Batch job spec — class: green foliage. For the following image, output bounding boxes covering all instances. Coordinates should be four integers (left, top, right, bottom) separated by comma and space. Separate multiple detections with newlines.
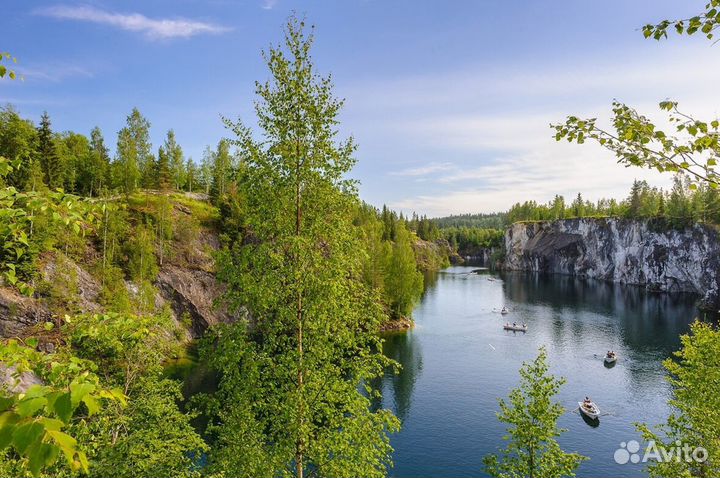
384, 224, 424, 319
442, 227, 504, 255
477, 173, 718, 229
353, 203, 427, 319
90, 376, 206, 478
115, 108, 153, 194
209, 139, 233, 203
0, 105, 38, 189
156, 146, 172, 191
484, 347, 587, 478
554, 102, 720, 189
65, 312, 177, 386
556, 3, 720, 191
212, 16, 398, 477
165, 130, 186, 191
642, 0, 720, 40
0, 158, 97, 295
434, 212, 507, 229
0, 338, 125, 477
637, 321, 720, 478
37, 112, 64, 190
126, 223, 158, 284
0, 52, 20, 80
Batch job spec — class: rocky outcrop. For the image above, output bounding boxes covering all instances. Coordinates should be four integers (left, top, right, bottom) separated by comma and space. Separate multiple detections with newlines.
0, 288, 53, 338
157, 265, 236, 337
504, 218, 720, 309
0, 194, 233, 339
413, 238, 455, 270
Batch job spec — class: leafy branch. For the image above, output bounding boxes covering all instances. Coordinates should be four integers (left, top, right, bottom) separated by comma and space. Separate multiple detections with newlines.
553, 101, 720, 189
642, 0, 720, 40
0, 338, 126, 476
0, 52, 20, 81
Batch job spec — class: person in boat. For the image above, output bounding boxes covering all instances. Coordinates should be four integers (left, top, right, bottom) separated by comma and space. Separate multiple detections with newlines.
522, 323, 527, 328
512, 322, 516, 327
583, 397, 592, 408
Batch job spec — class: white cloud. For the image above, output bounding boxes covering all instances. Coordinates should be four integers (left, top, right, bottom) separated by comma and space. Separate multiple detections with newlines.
342, 44, 720, 216
261, 0, 278, 10
389, 162, 455, 177
36, 5, 231, 40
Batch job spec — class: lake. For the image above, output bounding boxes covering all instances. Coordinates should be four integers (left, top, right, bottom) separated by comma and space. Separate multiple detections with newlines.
378, 266, 709, 477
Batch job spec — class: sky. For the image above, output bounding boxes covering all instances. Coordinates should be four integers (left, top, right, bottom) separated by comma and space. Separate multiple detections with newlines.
2, 0, 719, 217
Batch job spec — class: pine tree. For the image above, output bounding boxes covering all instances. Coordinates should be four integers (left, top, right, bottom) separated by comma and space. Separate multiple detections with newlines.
484, 347, 586, 478
37, 111, 63, 189
209, 17, 398, 477
155, 146, 171, 191
164, 129, 185, 190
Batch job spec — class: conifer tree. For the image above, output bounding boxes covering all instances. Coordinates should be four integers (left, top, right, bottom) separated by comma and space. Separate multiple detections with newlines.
155, 145, 171, 191
164, 129, 185, 190
37, 111, 63, 189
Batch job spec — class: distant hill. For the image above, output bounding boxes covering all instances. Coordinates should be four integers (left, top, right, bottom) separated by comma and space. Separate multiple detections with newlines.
432, 213, 507, 229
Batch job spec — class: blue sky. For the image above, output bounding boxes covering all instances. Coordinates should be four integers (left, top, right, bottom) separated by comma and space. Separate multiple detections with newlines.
3, 1, 718, 216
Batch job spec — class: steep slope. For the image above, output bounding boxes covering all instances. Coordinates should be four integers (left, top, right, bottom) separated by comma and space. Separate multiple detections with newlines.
504, 218, 720, 309
0, 193, 235, 339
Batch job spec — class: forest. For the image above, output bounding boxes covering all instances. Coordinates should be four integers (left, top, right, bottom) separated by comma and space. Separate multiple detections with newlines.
2, 1, 720, 477
0, 19, 431, 477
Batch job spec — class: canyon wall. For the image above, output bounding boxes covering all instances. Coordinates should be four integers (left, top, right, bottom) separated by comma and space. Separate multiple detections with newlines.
504, 218, 720, 309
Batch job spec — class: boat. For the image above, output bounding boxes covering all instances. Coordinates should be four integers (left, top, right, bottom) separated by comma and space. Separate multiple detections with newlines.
503, 323, 527, 332
578, 399, 600, 420
500, 306, 509, 315
604, 351, 617, 364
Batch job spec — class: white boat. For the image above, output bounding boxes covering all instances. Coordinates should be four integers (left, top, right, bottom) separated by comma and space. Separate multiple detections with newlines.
578, 400, 601, 419
604, 352, 617, 364
503, 323, 527, 332
500, 307, 509, 315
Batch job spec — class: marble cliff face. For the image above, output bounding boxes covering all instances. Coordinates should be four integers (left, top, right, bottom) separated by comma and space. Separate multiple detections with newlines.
504, 218, 720, 309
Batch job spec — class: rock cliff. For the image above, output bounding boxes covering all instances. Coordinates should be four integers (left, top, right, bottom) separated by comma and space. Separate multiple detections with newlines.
503, 218, 720, 309
0, 195, 235, 339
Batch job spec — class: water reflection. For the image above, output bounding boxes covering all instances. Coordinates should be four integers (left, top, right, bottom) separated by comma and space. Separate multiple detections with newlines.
382, 267, 701, 478
380, 331, 423, 422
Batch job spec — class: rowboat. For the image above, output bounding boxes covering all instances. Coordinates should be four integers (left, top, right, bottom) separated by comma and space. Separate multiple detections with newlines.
604, 352, 617, 364
578, 400, 600, 420
503, 323, 527, 332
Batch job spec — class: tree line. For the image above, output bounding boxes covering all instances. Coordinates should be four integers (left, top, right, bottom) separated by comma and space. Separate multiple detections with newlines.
503, 176, 720, 227
0, 105, 235, 201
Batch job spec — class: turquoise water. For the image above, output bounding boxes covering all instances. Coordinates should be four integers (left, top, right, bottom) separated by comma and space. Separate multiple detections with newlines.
379, 266, 706, 477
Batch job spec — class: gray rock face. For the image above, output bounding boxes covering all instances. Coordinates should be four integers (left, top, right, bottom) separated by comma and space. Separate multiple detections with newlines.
504, 218, 720, 309
157, 265, 236, 337
0, 287, 54, 338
